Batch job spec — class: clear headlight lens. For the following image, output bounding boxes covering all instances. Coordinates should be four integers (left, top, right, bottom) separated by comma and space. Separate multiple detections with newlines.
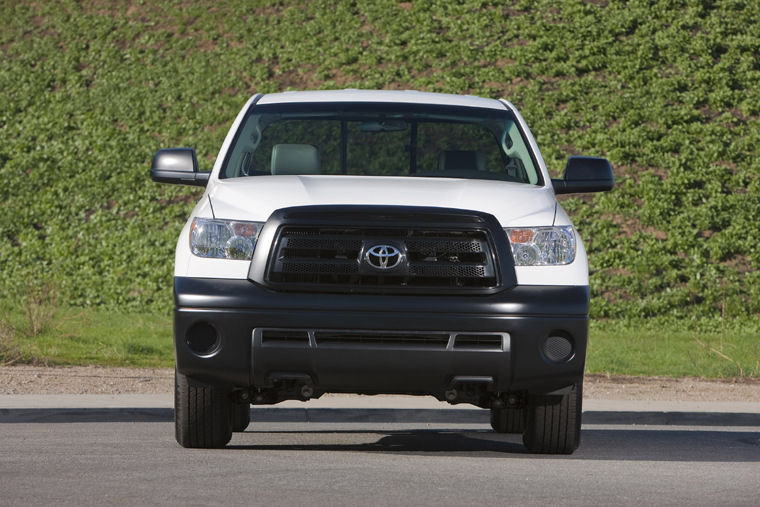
190, 218, 262, 260
505, 226, 576, 266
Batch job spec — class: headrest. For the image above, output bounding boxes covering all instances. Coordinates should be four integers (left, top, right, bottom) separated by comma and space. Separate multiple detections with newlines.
438, 150, 486, 172
271, 144, 320, 175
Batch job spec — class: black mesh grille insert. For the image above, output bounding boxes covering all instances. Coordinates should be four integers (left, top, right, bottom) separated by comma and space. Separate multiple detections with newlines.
406, 239, 483, 255
280, 261, 359, 275
267, 225, 498, 292
410, 264, 486, 278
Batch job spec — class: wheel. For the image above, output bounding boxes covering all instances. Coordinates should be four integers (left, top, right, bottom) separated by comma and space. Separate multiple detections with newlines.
490, 406, 525, 433
174, 370, 233, 448
232, 402, 250, 432
522, 381, 582, 454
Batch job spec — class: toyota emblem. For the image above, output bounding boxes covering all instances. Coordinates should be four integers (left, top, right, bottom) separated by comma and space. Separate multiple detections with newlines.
365, 244, 402, 269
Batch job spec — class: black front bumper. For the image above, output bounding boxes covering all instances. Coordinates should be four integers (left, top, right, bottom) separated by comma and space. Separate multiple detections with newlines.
174, 277, 589, 399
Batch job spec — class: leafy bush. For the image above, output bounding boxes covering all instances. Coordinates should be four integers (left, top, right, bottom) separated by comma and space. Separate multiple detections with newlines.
1, 0, 758, 322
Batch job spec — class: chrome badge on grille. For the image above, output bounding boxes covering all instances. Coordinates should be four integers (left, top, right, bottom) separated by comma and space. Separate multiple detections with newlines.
365, 244, 402, 269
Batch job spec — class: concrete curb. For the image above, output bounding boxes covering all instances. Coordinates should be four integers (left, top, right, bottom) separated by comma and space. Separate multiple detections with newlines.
2, 395, 759, 426
2, 407, 760, 426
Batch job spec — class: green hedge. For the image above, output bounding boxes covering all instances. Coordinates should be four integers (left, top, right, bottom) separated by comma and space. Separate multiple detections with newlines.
1, 0, 758, 320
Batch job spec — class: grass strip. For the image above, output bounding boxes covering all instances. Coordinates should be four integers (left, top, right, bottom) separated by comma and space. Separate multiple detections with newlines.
0, 307, 173, 368
588, 318, 760, 378
2, 306, 758, 378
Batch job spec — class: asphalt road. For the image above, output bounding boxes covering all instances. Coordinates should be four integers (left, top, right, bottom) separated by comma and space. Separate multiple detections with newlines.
1, 418, 758, 506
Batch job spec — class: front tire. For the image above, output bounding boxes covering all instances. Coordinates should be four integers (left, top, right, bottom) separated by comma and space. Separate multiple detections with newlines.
174, 370, 233, 448
522, 381, 582, 454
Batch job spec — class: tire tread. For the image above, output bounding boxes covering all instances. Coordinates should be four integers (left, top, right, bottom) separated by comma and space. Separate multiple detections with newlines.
523, 381, 582, 454
175, 370, 232, 448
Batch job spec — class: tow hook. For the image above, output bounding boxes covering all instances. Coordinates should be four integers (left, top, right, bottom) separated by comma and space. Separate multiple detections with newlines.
233, 390, 251, 403
300, 384, 314, 399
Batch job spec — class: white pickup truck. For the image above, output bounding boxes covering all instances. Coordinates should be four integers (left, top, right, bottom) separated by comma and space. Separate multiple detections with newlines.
151, 89, 614, 454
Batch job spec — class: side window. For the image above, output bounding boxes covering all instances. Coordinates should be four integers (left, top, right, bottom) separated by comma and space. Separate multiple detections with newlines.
504, 122, 539, 184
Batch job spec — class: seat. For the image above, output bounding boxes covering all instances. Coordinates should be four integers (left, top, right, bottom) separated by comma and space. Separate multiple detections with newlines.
270, 144, 321, 175
438, 150, 486, 172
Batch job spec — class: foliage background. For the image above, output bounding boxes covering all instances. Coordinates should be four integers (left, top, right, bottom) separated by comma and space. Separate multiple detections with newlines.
1, 0, 758, 327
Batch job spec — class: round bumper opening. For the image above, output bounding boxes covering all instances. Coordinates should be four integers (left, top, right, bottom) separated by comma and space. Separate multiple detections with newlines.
186, 321, 220, 356
542, 334, 574, 363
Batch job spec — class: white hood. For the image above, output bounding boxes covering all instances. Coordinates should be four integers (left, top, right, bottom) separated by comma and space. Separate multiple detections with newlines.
207, 175, 557, 227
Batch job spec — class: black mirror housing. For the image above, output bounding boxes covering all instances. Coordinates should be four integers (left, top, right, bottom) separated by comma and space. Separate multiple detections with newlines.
552, 156, 615, 194
150, 148, 210, 187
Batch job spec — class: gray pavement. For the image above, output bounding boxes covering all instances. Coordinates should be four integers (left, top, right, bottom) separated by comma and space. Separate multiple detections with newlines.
2, 394, 760, 426
2, 394, 759, 506
2, 419, 759, 506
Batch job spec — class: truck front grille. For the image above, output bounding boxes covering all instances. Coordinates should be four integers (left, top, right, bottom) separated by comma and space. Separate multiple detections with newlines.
266, 226, 498, 293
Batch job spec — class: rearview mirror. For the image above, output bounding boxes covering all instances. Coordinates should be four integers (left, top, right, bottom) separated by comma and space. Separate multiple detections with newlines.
359, 120, 408, 132
552, 156, 614, 194
150, 148, 210, 187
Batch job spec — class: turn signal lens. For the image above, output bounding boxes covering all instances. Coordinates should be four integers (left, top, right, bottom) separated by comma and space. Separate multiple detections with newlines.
509, 229, 535, 244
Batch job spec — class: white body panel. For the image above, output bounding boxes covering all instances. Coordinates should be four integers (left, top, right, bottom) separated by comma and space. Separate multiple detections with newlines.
257, 89, 505, 109
208, 176, 556, 224
175, 90, 588, 286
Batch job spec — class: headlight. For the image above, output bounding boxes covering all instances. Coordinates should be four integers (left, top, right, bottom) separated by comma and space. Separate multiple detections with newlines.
504, 226, 576, 266
190, 218, 262, 260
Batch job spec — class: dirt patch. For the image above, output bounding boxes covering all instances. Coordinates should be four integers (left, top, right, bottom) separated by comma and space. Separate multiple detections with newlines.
1, 366, 759, 401
584, 373, 760, 402
0, 366, 173, 395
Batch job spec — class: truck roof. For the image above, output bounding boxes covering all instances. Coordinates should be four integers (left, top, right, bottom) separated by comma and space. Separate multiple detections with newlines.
256, 89, 508, 110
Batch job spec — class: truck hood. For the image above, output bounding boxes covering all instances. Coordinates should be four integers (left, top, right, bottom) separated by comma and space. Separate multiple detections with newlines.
207, 175, 557, 227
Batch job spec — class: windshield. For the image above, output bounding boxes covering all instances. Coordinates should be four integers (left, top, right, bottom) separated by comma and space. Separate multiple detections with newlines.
220, 102, 542, 185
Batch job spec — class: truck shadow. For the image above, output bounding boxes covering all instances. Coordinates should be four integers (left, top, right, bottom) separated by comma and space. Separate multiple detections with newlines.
228, 427, 760, 462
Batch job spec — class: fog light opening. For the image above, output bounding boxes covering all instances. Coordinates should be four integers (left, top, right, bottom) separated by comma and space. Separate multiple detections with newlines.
542, 334, 574, 363
186, 322, 220, 356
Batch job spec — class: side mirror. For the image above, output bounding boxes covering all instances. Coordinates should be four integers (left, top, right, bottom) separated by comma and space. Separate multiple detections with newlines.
552, 156, 615, 194
150, 148, 210, 187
